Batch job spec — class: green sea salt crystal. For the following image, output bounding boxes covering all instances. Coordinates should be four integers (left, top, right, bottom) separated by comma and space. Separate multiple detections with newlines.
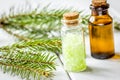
62, 32, 86, 72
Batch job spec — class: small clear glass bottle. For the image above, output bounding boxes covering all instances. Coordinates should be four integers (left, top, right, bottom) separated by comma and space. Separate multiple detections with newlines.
61, 12, 86, 72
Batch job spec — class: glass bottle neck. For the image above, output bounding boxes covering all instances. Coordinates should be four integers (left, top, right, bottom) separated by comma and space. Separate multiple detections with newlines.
91, 9, 108, 16
90, 4, 109, 16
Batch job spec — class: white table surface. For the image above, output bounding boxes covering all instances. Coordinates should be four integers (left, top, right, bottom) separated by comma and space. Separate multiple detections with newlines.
0, 0, 120, 80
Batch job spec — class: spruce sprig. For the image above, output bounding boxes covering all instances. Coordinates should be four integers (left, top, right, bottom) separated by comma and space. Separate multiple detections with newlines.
0, 39, 61, 80
0, 6, 71, 40
0, 39, 61, 53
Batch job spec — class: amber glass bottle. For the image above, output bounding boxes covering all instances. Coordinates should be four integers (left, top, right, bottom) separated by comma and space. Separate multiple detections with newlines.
88, 0, 115, 59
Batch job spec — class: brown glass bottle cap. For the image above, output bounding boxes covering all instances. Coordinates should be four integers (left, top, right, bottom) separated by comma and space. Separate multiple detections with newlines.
63, 12, 79, 20
92, 0, 107, 6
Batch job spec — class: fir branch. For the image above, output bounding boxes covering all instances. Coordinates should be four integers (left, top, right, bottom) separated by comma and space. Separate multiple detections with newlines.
0, 61, 52, 80
0, 39, 61, 80
0, 53, 55, 80
0, 39, 61, 53
0, 6, 71, 40
0, 51, 56, 71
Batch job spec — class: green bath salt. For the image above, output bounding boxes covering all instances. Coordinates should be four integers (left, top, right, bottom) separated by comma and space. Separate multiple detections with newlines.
62, 32, 86, 72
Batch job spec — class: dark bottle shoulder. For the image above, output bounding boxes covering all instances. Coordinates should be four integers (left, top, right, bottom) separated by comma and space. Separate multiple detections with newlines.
89, 15, 113, 25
